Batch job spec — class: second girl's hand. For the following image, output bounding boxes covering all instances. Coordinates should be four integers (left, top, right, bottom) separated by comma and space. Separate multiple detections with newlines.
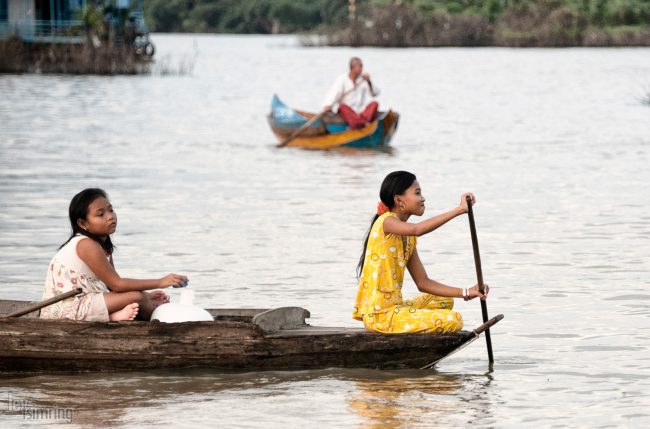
158, 273, 189, 288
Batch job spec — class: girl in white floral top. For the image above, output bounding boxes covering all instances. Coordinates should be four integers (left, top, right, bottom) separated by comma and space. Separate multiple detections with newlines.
41, 188, 188, 322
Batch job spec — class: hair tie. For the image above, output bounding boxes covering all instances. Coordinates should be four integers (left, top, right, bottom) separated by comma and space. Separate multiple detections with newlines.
377, 201, 389, 215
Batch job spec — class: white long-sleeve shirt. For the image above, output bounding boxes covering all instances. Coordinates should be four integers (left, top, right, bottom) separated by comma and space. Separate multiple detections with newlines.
322, 73, 380, 113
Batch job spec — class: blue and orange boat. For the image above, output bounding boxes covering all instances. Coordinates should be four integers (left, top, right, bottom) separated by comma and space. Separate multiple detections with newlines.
268, 95, 399, 150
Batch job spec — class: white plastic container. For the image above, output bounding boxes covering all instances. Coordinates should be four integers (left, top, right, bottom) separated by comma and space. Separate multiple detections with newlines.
150, 289, 213, 323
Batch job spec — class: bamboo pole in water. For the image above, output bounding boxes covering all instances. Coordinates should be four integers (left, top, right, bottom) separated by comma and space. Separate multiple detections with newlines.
466, 196, 495, 363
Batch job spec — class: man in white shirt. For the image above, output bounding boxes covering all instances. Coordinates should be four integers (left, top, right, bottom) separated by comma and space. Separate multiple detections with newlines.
322, 57, 380, 129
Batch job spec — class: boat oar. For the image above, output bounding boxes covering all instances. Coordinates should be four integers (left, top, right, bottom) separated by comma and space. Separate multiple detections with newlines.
420, 314, 504, 369
276, 84, 359, 148
6, 288, 82, 318
276, 111, 328, 148
466, 196, 495, 363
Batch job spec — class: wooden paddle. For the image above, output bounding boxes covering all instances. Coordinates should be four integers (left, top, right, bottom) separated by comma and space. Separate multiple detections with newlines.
7, 288, 83, 318
466, 195, 495, 363
276, 111, 328, 148
276, 84, 359, 148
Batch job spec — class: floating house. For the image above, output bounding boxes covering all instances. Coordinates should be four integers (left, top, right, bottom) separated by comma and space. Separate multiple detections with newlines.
0, 1, 148, 45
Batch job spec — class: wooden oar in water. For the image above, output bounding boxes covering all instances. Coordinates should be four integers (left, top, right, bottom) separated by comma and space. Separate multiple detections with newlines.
466, 196, 495, 363
7, 288, 82, 318
420, 313, 504, 369
276, 84, 358, 148
276, 111, 328, 148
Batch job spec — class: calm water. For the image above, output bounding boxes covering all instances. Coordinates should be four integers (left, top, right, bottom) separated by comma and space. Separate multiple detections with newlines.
1, 34, 649, 428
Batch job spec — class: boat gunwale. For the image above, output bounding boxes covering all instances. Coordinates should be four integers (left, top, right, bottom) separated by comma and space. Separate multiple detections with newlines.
0, 314, 480, 343
0, 299, 498, 340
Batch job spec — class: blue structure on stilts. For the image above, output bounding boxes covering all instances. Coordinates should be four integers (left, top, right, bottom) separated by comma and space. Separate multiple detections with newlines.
0, 0, 153, 55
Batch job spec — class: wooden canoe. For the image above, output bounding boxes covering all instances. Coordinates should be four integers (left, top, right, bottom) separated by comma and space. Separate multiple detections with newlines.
0, 299, 503, 373
268, 95, 399, 150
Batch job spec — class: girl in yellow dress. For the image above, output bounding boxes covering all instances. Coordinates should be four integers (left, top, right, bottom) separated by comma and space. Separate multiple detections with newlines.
353, 171, 489, 334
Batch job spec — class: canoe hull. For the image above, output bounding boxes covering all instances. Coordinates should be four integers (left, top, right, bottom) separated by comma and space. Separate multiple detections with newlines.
0, 314, 480, 373
0, 301, 503, 373
268, 95, 399, 150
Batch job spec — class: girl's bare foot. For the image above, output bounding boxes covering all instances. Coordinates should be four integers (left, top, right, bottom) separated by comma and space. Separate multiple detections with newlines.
109, 303, 139, 321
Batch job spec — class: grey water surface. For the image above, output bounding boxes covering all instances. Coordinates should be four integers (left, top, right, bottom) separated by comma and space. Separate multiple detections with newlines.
1, 34, 649, 428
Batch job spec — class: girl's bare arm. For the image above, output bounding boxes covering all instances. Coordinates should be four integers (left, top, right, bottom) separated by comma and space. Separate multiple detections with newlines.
76, 238, 187, 292
407, 248, 485, 299
383, 192, 474, 237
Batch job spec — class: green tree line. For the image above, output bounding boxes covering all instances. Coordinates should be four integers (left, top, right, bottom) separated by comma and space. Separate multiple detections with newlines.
400, 0, 650, 26
144, 0, 650, 34
144, 0, 348, 33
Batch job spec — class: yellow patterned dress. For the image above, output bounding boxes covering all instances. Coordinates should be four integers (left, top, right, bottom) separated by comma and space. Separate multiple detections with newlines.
353, 212, 464, 334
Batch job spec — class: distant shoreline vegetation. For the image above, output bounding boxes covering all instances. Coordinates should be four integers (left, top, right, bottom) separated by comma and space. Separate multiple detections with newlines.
0, 38, 150, 75
0, 37, 195, 75
144, 0, 650, 47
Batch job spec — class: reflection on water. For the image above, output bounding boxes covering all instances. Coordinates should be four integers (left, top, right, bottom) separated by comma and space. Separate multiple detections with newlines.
1, 34, 649, 427
1, 369, 497, 428
348, 370, 493, 429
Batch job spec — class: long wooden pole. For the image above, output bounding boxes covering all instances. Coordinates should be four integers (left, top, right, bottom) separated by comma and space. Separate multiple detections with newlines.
7, 288, 83, 318
276, 111, 328, 148
466, 196, 494, 363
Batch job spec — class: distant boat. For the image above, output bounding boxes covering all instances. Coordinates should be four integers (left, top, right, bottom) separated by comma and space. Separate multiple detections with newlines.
268, 95, 399, 150
0, 298, 503, 372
